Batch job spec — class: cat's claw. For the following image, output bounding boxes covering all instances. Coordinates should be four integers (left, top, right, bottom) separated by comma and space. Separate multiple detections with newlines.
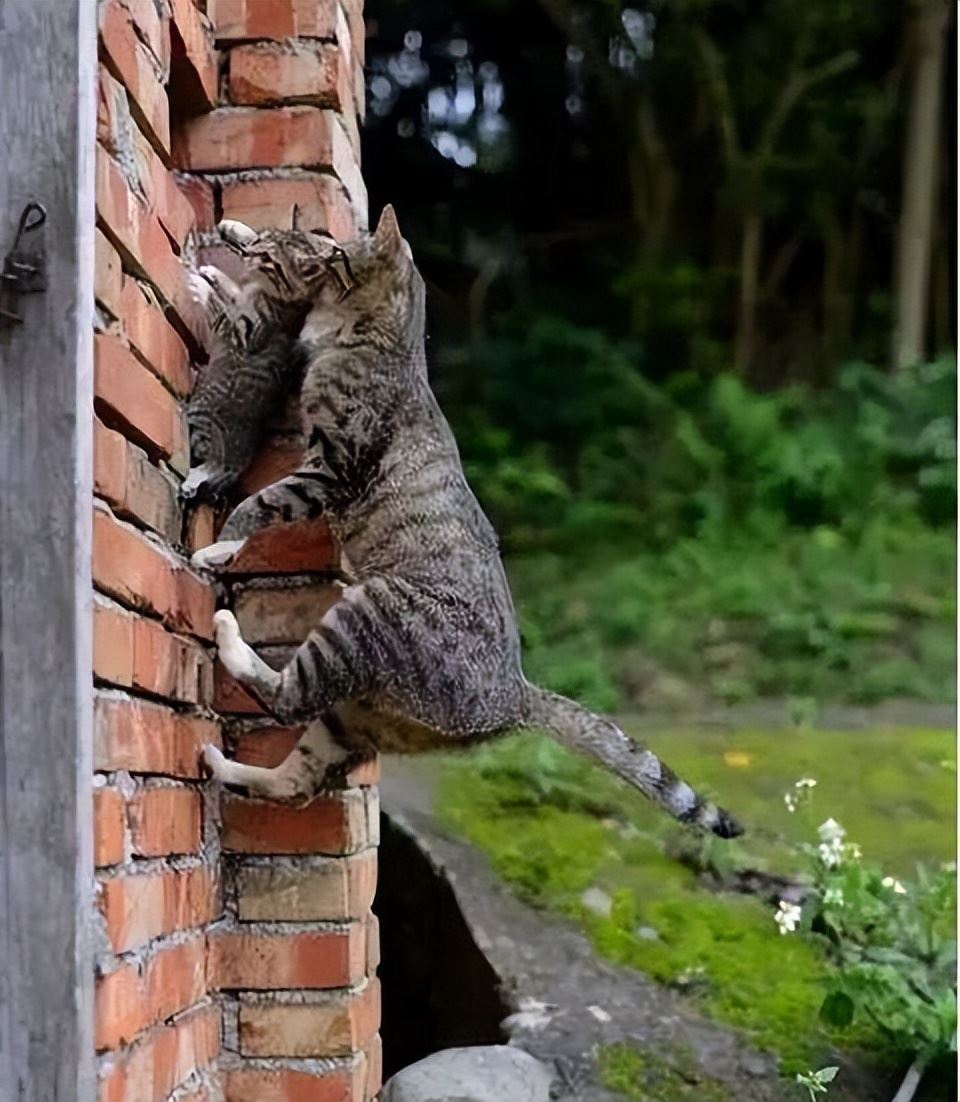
191, 540, 244, 570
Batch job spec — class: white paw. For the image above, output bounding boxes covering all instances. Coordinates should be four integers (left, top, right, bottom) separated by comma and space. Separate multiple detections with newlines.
192, 539, 244, 570
218, 219, 258, 247
203, 743, 229, 780
214, 609, 256, 680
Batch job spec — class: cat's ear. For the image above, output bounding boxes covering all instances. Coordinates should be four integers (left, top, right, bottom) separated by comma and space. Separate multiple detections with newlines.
373, 204, 404, 256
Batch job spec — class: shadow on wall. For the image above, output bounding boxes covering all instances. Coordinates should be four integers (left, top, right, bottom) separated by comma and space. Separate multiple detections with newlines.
376, 813, 510, 1079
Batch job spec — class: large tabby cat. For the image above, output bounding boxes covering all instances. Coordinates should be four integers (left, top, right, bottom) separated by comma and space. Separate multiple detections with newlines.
191, 207, 744, 838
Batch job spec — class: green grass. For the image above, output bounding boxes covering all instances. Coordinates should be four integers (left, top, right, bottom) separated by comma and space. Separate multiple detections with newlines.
598, 1043, 730, 1100
437, 724, 955, 1076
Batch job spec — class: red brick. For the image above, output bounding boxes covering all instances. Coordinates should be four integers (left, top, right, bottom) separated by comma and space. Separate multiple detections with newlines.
232, 850, 378, 922
94, 332, 187, 470
98, 1002, 219, 1102
95, 937, 206, 1051
95, 419, 181, 543
118, 0, 171, 72
223, 1065, 363, 1102
185, 504, 217, 554
364, 1034, 382, 1101
231, 726, 379, 786
93, 507, 214, 639
130, 612, 212, 703
221, 790, 371, 855
95, 693, 221, 778
209, 926, 365, 990
236, 433, 303, 493
210, 0, 338, 40
96, 227, 124, 315
173, 106, 334, 172
176, 175, 217, 234
238, 979, 379, 1057
214, 663, 266, 714
133, 128, 200, 248
228, 41, 341, 107
98, 865, 218, 953
94, 600, 136, 687
119, 279, 192, 397
96, 152, 198, 334
365, 913, 379, 975
233, 581, 340, 645
169, 0, 219, 111
99, 0, 171, 157
220, 174, 355, 240
128, 787, 203, 856
224, 519, 340, 575
95, 787, 127, 867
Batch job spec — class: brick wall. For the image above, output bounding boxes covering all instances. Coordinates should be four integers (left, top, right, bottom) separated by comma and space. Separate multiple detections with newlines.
91, 2, 377, 1099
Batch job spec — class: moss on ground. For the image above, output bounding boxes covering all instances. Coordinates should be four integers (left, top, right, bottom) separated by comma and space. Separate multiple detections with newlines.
437, 724, 955, 1077
598, 1043, 730, 1100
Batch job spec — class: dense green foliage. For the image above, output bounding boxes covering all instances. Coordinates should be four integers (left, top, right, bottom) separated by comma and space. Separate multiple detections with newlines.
439, 336, 955, 707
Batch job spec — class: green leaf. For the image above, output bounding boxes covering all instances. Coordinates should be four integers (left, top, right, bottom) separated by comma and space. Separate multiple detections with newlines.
819, 990, 855, 1027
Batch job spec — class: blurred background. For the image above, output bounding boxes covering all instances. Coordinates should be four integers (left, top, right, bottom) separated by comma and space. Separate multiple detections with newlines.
362, 1, 956, 1098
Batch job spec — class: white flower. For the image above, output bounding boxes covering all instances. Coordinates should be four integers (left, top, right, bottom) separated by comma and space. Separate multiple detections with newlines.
774, 900, 802, 934
818, 818, 845, 843
845, 842, 862, 861
785, 793, 798, 813
796, 777, 817, 789
818, 838, 845, 868
823, 887, 844, 907
882, 876, 907, 895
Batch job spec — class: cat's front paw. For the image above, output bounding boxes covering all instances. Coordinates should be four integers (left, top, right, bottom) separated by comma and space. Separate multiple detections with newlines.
203, 742, 230, 781
191, 540, 244, 570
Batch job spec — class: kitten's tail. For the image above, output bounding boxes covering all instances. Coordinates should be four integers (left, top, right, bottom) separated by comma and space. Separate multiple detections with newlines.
522, 684, 744, 838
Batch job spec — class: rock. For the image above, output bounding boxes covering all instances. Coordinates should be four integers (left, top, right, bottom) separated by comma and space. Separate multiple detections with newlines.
580, 886, 612, 918
382, 1045, 554, 1102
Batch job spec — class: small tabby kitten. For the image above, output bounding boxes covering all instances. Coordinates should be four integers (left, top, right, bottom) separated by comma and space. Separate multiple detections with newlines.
193, 207, 743, 838
182, 222, 345, 501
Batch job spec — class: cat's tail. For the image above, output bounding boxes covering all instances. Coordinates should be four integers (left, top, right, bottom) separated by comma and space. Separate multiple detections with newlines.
522, 684, 744, 838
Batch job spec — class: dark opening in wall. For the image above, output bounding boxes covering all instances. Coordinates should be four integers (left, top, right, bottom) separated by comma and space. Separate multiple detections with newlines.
375, 812, 510, 1080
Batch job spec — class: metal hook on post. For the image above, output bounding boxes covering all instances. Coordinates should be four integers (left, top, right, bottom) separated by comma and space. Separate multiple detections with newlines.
0, 200, 48, 329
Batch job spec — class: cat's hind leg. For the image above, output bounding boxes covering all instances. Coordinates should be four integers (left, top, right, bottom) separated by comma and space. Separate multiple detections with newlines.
204, 715, 371, 802
213, 587, 387, 723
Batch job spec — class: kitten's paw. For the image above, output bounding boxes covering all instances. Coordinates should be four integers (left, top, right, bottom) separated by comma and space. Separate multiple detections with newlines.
218, 219, 258, 247
214, 609, 257, 681
192, 540, 244, 570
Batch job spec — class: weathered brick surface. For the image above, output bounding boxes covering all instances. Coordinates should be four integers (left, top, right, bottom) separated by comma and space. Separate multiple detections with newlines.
220, 173, 356, 240
210, 0, 337, 41
96, 937, 207, 1051
98, 0, 171, 157
97, 1002, 220, 1102
98, 866, 218, 954
238, 980, 379, 1057
94, 787, 127, 868
93, 507, 214, 640
228, 40, 342, 107
223, 1062, 365, 1102
95, 419, 181, 543
209, 925, 366, 990
94, 332, 188, 470
231, 852, 377, 922
92, 0, 374, 1089
173, 105, 336, 172
221, 790, 374, 855
95, 693, 221, 778
128, 786, 203, 857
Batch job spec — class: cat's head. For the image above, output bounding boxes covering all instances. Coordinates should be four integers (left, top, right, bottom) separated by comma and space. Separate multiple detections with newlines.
313, 205, 425, 346
214, 220, 343, 309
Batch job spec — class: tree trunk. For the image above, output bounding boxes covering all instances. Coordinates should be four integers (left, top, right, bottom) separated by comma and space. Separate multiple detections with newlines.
734, 208, 763, 376
892, 0, 948, 370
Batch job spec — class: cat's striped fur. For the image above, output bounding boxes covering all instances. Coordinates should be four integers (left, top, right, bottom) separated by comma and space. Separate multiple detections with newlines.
193, 207, 744, 838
